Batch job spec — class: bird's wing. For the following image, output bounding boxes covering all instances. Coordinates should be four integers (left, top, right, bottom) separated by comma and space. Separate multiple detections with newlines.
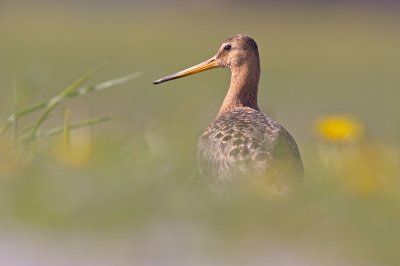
197, 121, 272, 191
197, 108, 303, 194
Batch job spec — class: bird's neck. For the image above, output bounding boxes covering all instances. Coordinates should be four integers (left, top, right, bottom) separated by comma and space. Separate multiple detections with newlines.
218, 61, 260, 117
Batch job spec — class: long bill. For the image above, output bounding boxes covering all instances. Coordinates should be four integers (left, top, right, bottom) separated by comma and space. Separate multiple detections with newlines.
153, 56, 219, 85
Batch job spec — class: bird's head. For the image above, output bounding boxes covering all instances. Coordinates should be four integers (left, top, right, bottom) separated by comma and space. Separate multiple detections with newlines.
153, 34, 259, 85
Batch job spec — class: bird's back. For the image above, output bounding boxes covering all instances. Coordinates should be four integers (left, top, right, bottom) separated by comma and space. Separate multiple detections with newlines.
197, 107, 303, 196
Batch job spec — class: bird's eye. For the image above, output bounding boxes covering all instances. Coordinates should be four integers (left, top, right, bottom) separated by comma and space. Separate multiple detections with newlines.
224, 44, 232, 51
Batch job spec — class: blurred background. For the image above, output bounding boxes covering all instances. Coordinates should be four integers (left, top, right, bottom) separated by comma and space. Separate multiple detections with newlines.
1, 0, 400, 265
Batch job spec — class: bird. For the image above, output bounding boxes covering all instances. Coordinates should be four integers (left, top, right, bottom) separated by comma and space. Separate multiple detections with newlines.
154, 34, 303, 197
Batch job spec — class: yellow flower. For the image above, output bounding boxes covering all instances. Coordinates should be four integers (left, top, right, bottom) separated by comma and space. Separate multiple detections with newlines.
314, 114, 398, 196
315, 115, 364, 143
52, 130, 92, 168
52, 109, 92, 168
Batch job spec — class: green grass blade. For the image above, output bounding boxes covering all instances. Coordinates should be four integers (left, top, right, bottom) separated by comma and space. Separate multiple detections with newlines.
0, 102, 49, 136
29, 66, 102, 140
13, 102, 47, 118
63, 109, 71, 148
70, 72, 141, 97
1, 70, 139, 139
1, 72, 140, 137
12, 80, 18, 145
35, 117, 112, 139
0, 121, 10, 136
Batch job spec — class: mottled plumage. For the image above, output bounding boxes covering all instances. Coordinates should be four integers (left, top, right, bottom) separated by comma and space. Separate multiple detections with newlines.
154, 34, 303, 196
198, 107, 303, 193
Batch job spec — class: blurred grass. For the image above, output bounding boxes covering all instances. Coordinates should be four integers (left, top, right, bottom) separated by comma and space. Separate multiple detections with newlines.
1, 3, 400, 265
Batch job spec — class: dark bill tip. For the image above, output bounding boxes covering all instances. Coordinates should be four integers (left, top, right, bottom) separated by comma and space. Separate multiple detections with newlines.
153, 74, 181, 85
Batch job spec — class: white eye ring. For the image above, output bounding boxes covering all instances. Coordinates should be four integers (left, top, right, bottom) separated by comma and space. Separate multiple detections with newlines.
224, 44, 232, 51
